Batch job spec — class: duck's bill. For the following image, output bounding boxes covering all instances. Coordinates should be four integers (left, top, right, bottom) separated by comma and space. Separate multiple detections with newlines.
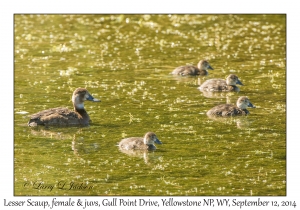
208, 65, 214, 70
92, 98, 101, 102
154, 138, 162, 144
237, 79, 244, 86
87, 94, 101, 102
248, 102, 255, 108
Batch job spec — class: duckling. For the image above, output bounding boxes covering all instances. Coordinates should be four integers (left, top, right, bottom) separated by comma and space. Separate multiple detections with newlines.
199, 74, 243, 92
28, 88, 100, 127
118, 132, 162, 150
207, 96, 255, 117
171, 60, 214, 76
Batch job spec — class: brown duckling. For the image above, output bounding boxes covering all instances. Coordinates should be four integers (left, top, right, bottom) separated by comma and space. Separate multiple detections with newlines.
28, 88, 100, 127
118, 132, 162, 150
207, 96, 255, 117
199, 74, 243, 92
171, 60, 214, 76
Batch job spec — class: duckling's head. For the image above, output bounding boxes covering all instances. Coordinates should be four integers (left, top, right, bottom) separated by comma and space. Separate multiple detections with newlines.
197, 60, 214, 70
236, 96, 255, 110
143, 132, 162, 145
226, 74, 243, 86
72, 88, 101, 110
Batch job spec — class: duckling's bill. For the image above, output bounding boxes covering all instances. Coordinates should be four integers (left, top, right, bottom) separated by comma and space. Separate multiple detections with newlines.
155, 138, 162, 144
86, 94, 101, 102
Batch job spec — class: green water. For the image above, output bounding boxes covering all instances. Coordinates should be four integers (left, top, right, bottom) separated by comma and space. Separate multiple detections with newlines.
14, 14, 286, 196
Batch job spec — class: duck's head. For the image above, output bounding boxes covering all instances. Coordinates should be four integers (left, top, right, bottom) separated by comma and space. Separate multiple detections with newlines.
197, 60, 214, 70
236, 96, 255, 109
72, 88, 101, 110
144, 132, 162, 145
226, 74, 243, 86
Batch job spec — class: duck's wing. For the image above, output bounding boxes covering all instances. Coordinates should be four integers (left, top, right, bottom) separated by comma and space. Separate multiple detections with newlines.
207, 104, 247, 117
171, 65, 200, 76
28, 107, 81, 126
119, 137, 146, 150
200, 79, 229, 91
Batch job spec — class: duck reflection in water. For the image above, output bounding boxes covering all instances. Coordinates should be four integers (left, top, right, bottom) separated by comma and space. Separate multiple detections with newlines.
72, 134, 100, 156
118, 149, 160, 164
207, 115, 252, 129
28, 88, 100, 127
29, 126, 76, 140
171, 60, 214, 76
29, 128, 99, 156
200, 90, 237, 101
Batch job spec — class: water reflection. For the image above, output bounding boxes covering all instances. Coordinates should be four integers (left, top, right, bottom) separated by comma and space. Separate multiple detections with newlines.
72, 135, 100, 156
170, 75, 200, 84
199, 90, 237, 101
30, 127, 76, 140
118, 149, 161, 164
207, 115, 251, 129
29, 127, 100, 156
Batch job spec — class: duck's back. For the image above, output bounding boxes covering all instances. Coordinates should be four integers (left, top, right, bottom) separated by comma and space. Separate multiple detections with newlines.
28, 107, 83, 126
200, 79, 237, 91
119, 137, 155, 150
207, 104, 248, 116
172, 65, 204, 76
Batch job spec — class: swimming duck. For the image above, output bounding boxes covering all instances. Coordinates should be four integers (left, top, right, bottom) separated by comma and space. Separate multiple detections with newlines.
118, 132, 162, 150
206, 96, 255, 117
28, 88, 100, 127
171, 60, 214, 76
199, 74, 243, 92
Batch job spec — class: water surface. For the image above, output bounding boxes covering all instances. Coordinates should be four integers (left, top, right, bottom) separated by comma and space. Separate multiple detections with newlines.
14, 14, 286, 196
